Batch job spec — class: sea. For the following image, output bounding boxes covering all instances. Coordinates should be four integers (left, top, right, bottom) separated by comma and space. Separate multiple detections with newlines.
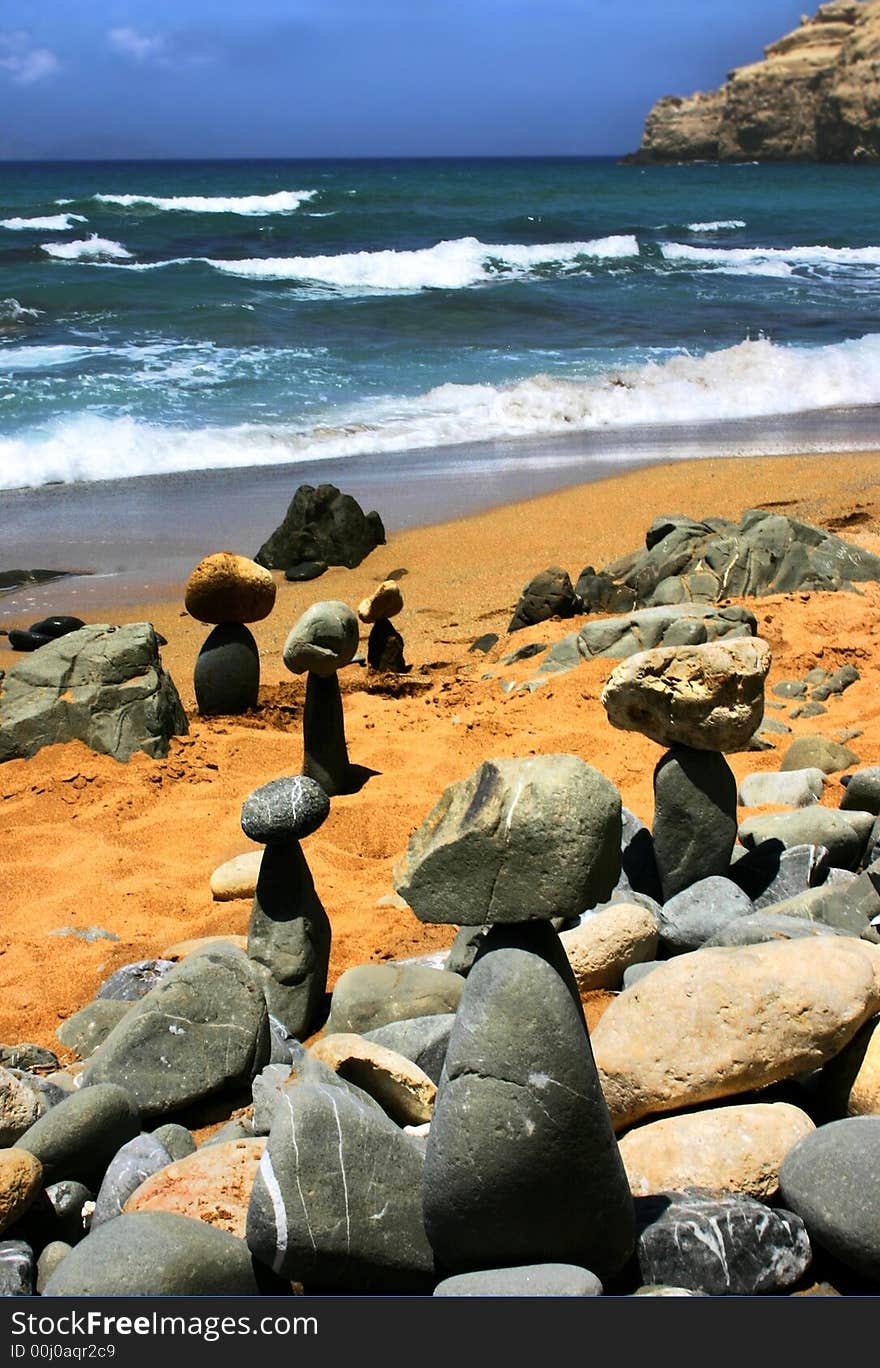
1, 156, 880, 607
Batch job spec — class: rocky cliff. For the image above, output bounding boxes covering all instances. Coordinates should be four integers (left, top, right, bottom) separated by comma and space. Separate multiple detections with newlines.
631, 0, 880, 163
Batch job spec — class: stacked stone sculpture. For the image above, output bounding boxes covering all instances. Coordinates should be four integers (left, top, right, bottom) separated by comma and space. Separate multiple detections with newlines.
394, 754, 636, 1283
358, 579, 407, 672
185, 552, 277, 716
283, 600, 359, 796
241, 774, 332, 1040
601, 637, 772, 900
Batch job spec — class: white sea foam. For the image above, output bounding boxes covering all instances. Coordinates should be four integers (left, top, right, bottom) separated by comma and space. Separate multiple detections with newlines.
206, 234, 639, 294
41, 234, 133, 262
686, 220, 746, 232
662, 240, 880, 277
1, 213, 87, 231
92, 190, 317, 215
0, 297, 41, 322
0, 344, 111, 372
4, 333, 880, 490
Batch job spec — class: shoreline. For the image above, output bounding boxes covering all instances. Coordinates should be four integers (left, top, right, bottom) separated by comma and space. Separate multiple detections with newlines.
2, 403, 880, 626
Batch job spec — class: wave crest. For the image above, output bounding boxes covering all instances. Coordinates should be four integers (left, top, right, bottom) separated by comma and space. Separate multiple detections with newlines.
1, 213, 87, 231
41, 234, 133, 262
92, 190, 317, 215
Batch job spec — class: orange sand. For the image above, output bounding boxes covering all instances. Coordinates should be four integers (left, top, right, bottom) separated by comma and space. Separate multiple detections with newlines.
2, 450, 879, 1065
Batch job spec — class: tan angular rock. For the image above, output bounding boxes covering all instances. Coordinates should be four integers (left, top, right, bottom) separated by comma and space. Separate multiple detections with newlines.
560, 904, 659, 992
124, 1138, 264, 1238
358, 580, 404, 624
813, 1015, 880, 1117
0, 1148, 43, 1235
184, 552, 276, 625
209, 850, 263, 902
160, 934, 249, 960
619, 1102, 816, 1200
308, 1033, 437, 1125
601, 637, 771, 751
592, 938, 880, 1131
309, 1032, 437, 1124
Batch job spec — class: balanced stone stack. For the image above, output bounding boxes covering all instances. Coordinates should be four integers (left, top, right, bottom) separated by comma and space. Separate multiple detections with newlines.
283, 600, 360, 796
241, 774, 332, 1040
602, 637, 772, 900
394, 754, 636, 1283
358, 579, 407, 673
186, 552, 277, 716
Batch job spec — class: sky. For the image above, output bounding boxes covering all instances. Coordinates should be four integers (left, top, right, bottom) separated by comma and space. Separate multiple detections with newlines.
0, 1, 831, 159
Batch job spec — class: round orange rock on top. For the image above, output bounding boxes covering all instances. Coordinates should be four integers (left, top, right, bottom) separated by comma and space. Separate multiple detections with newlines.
184, 552, 277, 625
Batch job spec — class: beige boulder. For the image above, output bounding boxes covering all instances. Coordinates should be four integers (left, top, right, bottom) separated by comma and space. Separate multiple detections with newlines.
124, 1138, 264, 1238
358, 580, 404, 624
601, 637, 771, 751
560, 904, 659, 992
161, 934, 249, 960
592, 937, 880, 1130
0, 1148, 43, 1235
308, 1033, 436, 1125
812, 1014, 880, 1117
619, 1101, 815, 1200
209, 850, 263, 902
184, 552, 276, 625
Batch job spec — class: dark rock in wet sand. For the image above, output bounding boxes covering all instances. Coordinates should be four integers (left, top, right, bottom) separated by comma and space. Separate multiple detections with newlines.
469, 633, 499, 655
367, 618, 407, 672
256, 482, 385, 572
284, 560, 328, 582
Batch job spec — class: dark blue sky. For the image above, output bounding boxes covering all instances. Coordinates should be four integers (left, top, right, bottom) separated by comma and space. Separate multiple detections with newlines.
0, 2, 826, 158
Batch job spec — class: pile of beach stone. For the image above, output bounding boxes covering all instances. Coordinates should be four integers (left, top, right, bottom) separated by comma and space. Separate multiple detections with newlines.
3, 636, 880, 1297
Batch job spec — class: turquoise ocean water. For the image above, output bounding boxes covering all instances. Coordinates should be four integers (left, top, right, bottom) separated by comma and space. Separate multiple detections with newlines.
1, 156, 879, 610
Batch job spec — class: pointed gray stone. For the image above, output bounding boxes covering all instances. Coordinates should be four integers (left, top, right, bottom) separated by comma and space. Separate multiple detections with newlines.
653, 746, 738, 900
779, 1117, 880, 1283
247, 843, 331, 1040
423, 922, 635, 1281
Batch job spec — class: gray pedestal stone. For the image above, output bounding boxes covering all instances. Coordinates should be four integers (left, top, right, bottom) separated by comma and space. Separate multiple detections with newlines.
653, 746, 738, 901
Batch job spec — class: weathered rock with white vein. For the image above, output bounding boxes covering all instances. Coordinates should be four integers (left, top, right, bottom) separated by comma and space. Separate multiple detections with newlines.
246, 1081, 435, 1291
423, 922, 635, 1281
635, 1189, 812, 1296
559, 904, 659, 991
592, 938, 880, 1131
240, 775, 330, 845
81, 946, 269, 1117
601, 637, 770, 751
619, 1102, 815, 1200
394, 755, 622, 925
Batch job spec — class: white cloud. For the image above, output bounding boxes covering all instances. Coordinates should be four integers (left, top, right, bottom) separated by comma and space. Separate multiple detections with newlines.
0, 32, 60, 84
108, 27, 166, 62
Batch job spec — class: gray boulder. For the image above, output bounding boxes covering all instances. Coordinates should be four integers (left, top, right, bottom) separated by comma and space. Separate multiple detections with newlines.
394, 754, 622, 925
16, 1083, 140, 1187
779, 1118, 880, 1283
91, 1134, 173, 1229
149, 1124, 196, 1162
247, 1081, 435, 1291
0, 623, 188, 764
282, 601, 359, 678
658, 876, 753, 954
702, 912, 855, 947
56, 1001, 131, 1059
841, 767, 880, 815
325, 964, 464, 1037
423, 922, 635, 1282
43, 1211, 277, 1296
653, 747, 738, 900
635, 1189, 811, 1295
81, 946, 269, 1117
363, 1015, 454, 1087
434, 1264, 603, 1297
578, 603, 758, 662
247, 842, 331, 1041
95, 959, 176, 1001
780, 735, 859, 775
739, 808, 874, 870
737, 768, 825, 809
729, 842, 831, 909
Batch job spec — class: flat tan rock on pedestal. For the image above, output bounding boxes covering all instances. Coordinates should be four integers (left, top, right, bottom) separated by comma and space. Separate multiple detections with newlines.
309, 1033, 436, 1125
619, 1101, 815, 1200
358, 580, 404, 623
185, 552, 277, 625
601, 637, 771, 751
592, 937, 880, 1131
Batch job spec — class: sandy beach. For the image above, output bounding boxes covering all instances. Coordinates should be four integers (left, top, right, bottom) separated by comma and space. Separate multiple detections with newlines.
2, 446, 880, 1072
